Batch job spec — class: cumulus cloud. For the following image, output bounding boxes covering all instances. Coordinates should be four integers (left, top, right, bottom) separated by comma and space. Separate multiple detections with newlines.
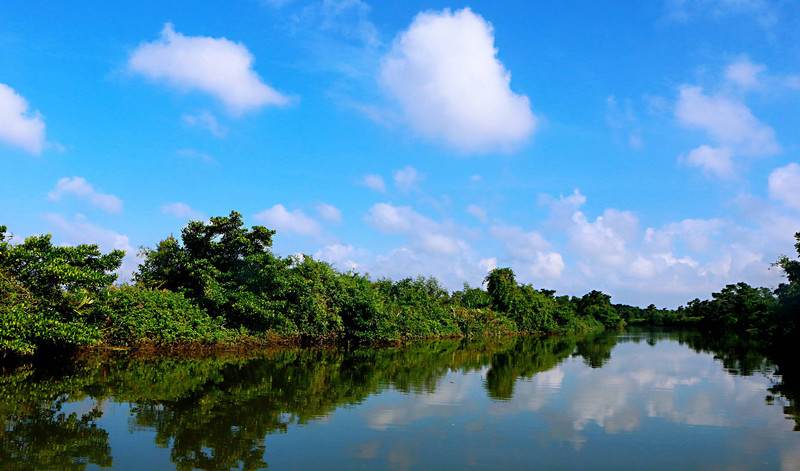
48, 177, 123, 213
161, 202, 204, 220
531, 189, 792, 306
380, 8, 537, 152
489, 225, 565, 280
676, 85, 779, 157
768, 162, 800, 210
365, 202, 472, 257
647, 218, 726, 253
724, 58, 766, 90
675, 84, 779, 178
724, 57, 800, 92
365, 203, 421, 233
0, 83, 46, 155
393, 165, 423, 191
359, 174, 386, 192
568, 209, 640, 267
254, 204, 321, 236
129, 23, 290, 114
681, 145, 734, 178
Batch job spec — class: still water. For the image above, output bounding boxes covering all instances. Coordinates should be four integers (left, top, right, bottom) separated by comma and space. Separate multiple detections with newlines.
1, 329, 798, 470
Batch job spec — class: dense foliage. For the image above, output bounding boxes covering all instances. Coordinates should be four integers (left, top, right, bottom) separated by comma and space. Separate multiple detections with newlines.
0, 214, 632, 357
673, 231, 800, 345
2, 214, 797, 358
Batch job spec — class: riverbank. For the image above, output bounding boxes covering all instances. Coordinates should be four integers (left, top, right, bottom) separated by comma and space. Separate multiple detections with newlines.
0, 215, 624, 359
3, 215, 798, 361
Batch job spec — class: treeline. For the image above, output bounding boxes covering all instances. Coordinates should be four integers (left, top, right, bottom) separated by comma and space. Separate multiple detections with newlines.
624, 231, 800, 347
0, 212, 627, 358
3, 212, 798, 358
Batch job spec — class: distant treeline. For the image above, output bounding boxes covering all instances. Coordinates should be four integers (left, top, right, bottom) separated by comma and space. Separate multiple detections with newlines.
1, 211, 798, 357
618, 230, 800, 351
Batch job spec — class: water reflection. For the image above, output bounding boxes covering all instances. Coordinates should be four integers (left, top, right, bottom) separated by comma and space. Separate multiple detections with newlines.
0, 330, 798, 470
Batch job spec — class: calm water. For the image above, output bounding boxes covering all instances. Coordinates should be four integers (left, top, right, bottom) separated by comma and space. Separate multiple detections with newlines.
1, 329, 799, 470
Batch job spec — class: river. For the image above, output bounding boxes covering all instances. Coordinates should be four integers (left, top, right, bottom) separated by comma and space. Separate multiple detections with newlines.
1, 329, 798, 470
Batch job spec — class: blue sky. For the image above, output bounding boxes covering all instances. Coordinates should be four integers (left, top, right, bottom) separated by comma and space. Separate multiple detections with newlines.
3, 0, 800, 307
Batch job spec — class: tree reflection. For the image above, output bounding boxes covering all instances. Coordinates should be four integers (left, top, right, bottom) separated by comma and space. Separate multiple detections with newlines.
0, 330, 798, 469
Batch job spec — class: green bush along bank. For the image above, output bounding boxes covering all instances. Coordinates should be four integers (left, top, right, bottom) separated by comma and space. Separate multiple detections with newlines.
0, 214, 631, 358
4, 213, 796, 358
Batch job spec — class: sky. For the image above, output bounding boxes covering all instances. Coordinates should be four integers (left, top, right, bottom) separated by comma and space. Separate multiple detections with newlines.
3, 0, 800, 308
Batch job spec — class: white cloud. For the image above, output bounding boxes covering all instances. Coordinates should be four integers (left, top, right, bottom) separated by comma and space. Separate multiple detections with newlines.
539, 189, 588, 230
488, 225, 565, 280
380, 8, 537, 152
418, 232, 468, 256
0, 83, 46, 155
393, 165, 423, 191
364, 202, 472, 257
682, 145, 734, 178
723, 57, 800, 92
161, 202, 204, 220
182, 111, 227, 137
313, 244, 360, 271
675, 85, 779, 157
478, 257, 497, 273
650, 218, 726, 253
359, 174, 386, 192
569, 209, 639, 267
365, 203, 419, 233
254, 204, 321, 236
316, 202, 342, 222
768, 162, 800, 210
129, 23, 290, 114
675, 83, 780, 178
45, 213, 139, 281
466, 204, 488, 223
724, 58, 766, 90
47, 177, 123, 213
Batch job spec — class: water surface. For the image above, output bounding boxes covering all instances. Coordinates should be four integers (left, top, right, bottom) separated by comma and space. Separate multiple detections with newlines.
1, 329, 798, 470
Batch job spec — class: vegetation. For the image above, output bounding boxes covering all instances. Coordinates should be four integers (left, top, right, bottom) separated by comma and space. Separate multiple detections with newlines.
1, 214, 798, 359
0, 214, 632, 358
664, 231, 800, 347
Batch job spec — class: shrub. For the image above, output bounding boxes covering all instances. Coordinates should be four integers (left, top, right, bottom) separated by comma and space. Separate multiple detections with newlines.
96, 285, 232, 347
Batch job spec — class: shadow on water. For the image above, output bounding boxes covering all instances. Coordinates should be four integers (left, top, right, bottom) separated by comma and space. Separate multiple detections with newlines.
0, 329, 798, 469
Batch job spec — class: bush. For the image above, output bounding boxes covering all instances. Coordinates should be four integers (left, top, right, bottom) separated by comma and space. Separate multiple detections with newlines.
95, 286, 232, 347
0, 270, 100, 356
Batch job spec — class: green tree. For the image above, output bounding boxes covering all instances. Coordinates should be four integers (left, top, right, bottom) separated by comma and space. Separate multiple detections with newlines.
578, 290, 624, 328
0, 225, 123, 319
0, 226, 123, 355
135, 212, 290, 331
